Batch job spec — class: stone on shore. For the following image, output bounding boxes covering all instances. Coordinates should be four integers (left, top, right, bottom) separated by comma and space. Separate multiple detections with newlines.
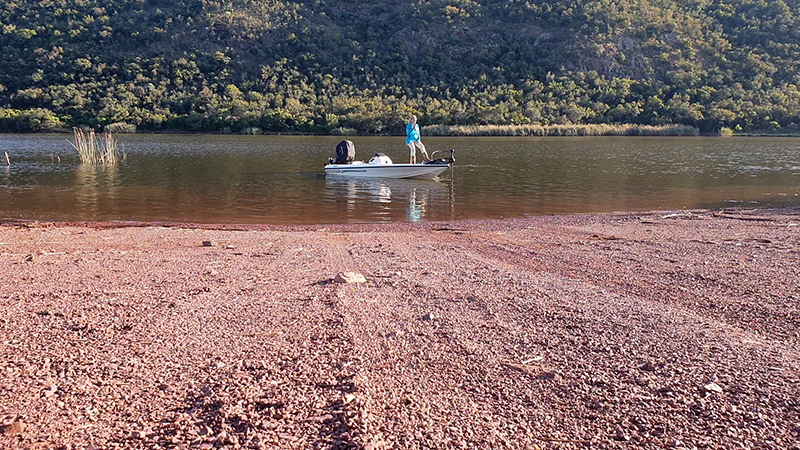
334, 272, 367, 284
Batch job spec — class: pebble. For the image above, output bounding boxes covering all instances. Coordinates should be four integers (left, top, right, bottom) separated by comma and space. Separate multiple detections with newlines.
538, 371, 559, 380
2, 421, 25, 435
334, 272, 366, 284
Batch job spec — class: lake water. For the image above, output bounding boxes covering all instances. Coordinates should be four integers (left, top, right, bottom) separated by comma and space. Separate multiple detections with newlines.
1, 134, 799, 224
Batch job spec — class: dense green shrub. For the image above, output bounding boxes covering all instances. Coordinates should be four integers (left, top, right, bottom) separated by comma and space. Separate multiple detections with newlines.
0, 108, 63, 132
1, 0, 799, 134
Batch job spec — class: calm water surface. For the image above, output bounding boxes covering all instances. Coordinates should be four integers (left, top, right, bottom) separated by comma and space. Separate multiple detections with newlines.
1, 134, 799, 224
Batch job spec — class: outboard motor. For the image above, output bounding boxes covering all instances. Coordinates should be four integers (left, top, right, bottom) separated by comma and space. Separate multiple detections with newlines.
332, 140, 355, 164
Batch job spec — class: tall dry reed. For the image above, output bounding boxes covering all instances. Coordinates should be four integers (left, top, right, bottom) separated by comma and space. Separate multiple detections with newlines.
423, 124, 700, 137
70, 128, 122, 164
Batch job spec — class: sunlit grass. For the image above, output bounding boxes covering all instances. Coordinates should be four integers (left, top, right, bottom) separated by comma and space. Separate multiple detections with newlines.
70, 128, 123, 164
719, 127, 735, 137
424, 124, 700, 137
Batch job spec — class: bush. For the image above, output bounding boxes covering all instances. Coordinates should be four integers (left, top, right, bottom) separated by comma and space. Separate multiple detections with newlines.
105, 122, 137, 134
0, 108, 63, 132
329, 127, 358, 135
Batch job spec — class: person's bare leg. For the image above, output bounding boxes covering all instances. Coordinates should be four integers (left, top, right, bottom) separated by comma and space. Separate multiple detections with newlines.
418, 142, 429, 161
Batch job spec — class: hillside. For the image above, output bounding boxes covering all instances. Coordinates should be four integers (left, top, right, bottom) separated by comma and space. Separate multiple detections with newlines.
1, 0, 800, 134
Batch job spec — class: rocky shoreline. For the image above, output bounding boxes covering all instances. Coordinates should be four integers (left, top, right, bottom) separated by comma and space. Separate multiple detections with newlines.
1, 208, 799, 449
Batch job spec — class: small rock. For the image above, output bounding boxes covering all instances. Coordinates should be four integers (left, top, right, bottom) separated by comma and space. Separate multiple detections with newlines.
305, 414, 333, 423
334, 272, 366, 284
703, 382, 723, 393
43, 384, 58, 397
588, 399, 603, 410
614, 429, 631, 441
202, 240, 214, 247
343, 394, 356, 404
25, 253, 35, 262
133, 430, 146, 440
1, 421, 25, 435
639, 361, 657, 372
422, 313, 437, 321
216, 431, 228, 443
538, 371, 559, 380
364, 439, 388, 450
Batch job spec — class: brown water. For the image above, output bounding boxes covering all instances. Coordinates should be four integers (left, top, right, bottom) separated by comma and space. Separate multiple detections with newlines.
1, 134, 799, 224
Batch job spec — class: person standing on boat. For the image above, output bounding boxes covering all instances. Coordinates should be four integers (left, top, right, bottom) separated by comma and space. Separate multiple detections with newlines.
406, 115, 429, 164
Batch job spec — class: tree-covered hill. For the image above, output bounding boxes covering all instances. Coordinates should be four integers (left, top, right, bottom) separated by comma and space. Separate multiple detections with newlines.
1, 0, 799, 134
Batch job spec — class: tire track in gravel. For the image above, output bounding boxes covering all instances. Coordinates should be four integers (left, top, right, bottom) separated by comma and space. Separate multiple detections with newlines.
0, 229, 366, 449
458, 217, 800, 342
413, 227, 800, 449
302, 227, 800, 449
320, 229, 625, 448
199, 231, 367, 450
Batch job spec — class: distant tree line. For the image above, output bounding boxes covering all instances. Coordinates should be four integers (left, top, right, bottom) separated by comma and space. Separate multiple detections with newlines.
1, 0, 799, 135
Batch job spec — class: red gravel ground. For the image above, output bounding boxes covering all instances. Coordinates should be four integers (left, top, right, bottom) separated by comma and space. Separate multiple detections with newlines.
1, 208, 799, 449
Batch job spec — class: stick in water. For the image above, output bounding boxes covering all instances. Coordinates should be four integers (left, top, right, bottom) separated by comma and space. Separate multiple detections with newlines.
4, 151, 9, 166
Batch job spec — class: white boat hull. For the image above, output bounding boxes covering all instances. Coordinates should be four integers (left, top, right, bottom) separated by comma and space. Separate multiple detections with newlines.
324, 163, 450, 179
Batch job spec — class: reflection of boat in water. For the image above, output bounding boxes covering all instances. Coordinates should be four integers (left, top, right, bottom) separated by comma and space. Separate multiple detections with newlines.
324, 140, 454, 179
324, 176, 452, 222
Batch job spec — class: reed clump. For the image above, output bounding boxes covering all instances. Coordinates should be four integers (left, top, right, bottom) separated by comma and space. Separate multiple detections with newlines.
330, 127, 359, 136
70, 127, 123, 164
719, 127, 735, 137
424, 124, 700, 137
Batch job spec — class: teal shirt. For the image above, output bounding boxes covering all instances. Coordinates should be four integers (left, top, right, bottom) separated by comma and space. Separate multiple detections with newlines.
406, 123, 420, 144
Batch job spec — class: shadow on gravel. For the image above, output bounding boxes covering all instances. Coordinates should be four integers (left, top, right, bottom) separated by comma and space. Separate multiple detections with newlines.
313, 375, 360, 449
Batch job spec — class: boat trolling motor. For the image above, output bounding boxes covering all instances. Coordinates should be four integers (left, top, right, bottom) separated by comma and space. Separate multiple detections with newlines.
423, 149, 455, 165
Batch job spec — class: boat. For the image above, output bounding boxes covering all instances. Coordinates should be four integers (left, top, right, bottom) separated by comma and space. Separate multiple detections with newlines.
324, 140, 454, 179
325, 154, 453, 179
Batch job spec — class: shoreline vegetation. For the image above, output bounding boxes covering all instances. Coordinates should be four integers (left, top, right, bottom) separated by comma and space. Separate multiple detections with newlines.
423, 123, 700, 137
0, 123, 759, 137
5, 123, 800, 138
3, 2, 800, 141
